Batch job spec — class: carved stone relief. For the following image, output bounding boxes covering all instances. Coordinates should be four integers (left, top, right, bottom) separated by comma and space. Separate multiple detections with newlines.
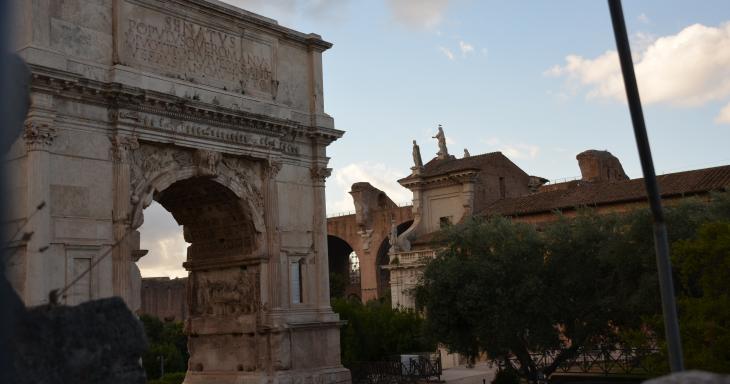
193, 149, 221, 177
129, 143, 194, 203
193, 269, 261, 316
118, 0, 276, 96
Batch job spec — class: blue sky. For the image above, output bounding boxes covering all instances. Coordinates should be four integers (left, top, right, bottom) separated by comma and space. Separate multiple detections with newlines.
138, 0, 730, 277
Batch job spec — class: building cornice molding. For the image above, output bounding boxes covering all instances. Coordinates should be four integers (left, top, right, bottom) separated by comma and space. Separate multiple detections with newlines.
28, 66, 344, 146
399, 170, 479, 190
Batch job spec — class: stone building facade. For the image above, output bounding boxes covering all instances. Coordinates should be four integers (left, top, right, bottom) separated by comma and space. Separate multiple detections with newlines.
6, 1, 349, 383
384, 128, 730, 309
326, 184, 413, 302
140, 277, 188, 322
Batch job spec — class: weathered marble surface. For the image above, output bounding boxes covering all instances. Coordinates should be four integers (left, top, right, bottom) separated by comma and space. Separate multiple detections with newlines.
8, 0, 348, 382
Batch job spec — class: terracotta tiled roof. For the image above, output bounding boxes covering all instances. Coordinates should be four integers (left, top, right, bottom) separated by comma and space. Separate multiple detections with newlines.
399, 152, 503, 182
481, 165, 730, 216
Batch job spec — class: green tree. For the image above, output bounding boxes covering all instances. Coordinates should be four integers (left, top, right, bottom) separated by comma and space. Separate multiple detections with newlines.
671, 221, 730, 372
140, 315, 189, 380
415, 192, 730, 382
330, 272, 348, 299
332, 297, 434, 366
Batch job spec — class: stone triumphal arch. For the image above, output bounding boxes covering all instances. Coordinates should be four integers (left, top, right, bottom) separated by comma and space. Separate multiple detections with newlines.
7, 0, 349, 383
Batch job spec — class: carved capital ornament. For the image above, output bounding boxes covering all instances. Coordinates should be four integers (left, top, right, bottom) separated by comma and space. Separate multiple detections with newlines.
110, 135, 140, 164
23, 121, 57, 151
310, 166, 332, 183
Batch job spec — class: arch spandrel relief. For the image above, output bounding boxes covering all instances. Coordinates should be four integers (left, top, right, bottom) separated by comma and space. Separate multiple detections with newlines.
127, 142, 266, 238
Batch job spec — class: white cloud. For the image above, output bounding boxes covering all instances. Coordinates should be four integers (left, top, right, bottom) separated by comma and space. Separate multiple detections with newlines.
459, 40, 474, 56
638, 13, 650, 24
137, 202, 189, 279
631, 31, 657, 53
438, 46, 455, 60
715, 101, 730, 124
386, 0, 450, 29
483, 137, 540, 160
326, 162, 411, 214
546, 22, 730, 108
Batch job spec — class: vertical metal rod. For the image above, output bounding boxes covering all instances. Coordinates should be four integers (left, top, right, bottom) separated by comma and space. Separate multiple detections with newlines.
607, 0, 684, 372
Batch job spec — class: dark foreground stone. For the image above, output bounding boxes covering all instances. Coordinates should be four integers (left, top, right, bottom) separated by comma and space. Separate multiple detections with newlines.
11, 297, 147, 384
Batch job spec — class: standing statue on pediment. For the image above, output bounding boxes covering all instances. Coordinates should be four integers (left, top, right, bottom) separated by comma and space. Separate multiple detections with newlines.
412, 140, 423, 168
389, 217, 399, 253
433, 124, 449, 159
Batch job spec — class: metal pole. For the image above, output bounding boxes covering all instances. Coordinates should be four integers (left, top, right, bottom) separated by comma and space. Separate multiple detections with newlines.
607, 0, 684, 372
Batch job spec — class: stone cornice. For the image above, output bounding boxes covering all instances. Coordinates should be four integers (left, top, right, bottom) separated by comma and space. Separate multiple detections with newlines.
399, 170, 479, 190
28, 65, 344, 145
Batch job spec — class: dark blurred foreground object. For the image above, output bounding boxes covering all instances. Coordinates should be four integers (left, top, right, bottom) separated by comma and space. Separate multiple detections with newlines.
1, 53, 31, 153
1, 30, 34, 384
643, 371, 730, 384
10, 296, 148, 384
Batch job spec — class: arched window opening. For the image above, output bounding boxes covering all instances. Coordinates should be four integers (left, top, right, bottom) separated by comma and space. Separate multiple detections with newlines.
327, 235, 360, 301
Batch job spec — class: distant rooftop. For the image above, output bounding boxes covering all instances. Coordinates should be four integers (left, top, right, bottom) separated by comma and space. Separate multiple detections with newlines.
481, 165, 730, 217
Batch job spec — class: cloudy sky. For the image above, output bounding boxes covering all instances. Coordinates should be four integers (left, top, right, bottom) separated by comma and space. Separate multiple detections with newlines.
137, 0, 730, 278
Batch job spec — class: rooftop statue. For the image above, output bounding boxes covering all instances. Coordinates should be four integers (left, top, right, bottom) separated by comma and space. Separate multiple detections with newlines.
412, 140, 423, 168
433, 124, 449, 159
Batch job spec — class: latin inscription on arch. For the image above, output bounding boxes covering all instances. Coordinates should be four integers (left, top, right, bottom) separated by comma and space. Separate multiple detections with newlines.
117, 0, 276, 96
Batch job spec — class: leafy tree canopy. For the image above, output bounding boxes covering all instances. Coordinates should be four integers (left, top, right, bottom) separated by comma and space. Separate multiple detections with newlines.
332, 297, 435, 367
415, 193, 730, 382
140, 315, 189, 380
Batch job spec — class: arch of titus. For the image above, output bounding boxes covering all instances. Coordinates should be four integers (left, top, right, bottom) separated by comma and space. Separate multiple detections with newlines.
7, 0, 349, 383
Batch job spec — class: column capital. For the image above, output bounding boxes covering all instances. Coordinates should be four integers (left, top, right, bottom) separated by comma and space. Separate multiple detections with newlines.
110, 135, 139, 164
310, 166, 332, 184
23, 120, 57, 151
264, 159, 283, 180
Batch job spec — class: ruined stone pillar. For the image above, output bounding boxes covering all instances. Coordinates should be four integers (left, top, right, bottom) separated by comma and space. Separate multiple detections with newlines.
111, 135, 139, 306
22, 117, 56, 306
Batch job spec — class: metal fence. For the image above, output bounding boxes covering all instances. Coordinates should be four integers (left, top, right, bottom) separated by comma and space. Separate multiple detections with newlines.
501, 347, 660, 378
350, 352, 442, 384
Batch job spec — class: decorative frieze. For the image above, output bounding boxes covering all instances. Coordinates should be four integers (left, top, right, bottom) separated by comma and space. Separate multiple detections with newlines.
117, 110, 302, 155
192, 269, 261, 316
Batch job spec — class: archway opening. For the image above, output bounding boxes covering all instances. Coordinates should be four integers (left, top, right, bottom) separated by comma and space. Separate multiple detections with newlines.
327, 235, 360, 301
137, 200, 190, 324
138, 201, 189, 279
154, 177, 255, 264
137, 175, 259, 378
375, 219, 414, 298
